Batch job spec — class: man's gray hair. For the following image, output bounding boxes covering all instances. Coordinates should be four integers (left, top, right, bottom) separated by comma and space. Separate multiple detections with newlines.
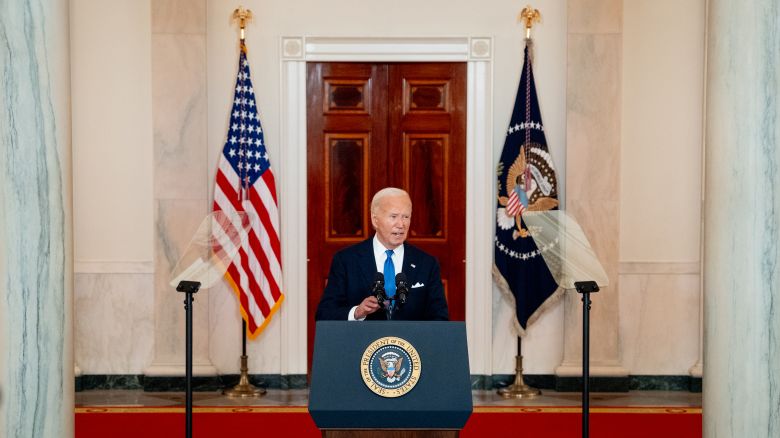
370, 187, 410, 214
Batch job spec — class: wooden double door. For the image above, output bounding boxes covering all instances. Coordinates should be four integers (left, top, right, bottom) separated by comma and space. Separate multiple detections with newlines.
306, 62, 466, 365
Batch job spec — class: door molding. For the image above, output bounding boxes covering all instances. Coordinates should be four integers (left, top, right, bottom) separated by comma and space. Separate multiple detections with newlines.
279, 36, 494, 376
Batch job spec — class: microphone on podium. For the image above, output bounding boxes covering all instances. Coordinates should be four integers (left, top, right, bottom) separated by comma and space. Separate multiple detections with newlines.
371, 272, 387, 308
395, 272, 410, 306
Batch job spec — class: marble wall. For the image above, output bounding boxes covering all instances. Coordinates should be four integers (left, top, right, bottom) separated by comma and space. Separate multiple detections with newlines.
75, 275, 154, 373
617, 0, 705, 380
557, 0, 627, 379
0, 1, 73, 437
618, 263, 700, 374
69, 0, 706, 387
71, 0, 155, 378
145, 0, 216, 377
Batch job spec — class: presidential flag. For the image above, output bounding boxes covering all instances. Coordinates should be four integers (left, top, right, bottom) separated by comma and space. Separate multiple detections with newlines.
213, 41, 283, 338
494, 41, 560, 335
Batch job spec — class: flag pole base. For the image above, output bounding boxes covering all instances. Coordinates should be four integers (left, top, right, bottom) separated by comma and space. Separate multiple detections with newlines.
223, 355, 265, 398
497, 355, 541, 399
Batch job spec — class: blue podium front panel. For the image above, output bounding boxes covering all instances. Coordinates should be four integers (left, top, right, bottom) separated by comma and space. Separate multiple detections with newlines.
309, 321, 472, 429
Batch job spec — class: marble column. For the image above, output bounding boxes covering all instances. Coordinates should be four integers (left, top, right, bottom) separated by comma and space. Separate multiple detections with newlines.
704, 0, 779, 436
557, 0, 628, 382
144, 0, 216, 378
0, 1, 73, 437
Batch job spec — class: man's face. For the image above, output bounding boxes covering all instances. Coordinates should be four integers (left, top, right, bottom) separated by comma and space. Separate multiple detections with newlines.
371, 195, 412, 249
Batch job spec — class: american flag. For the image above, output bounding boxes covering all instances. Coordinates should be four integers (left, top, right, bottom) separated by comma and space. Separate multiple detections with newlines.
213, 42, 283, 338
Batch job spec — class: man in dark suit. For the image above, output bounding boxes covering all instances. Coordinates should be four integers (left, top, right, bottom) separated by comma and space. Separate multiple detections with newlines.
315, 187, 449, 321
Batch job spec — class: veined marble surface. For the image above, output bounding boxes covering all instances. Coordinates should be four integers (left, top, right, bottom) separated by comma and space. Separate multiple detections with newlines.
0, 1, 73, 437
619, 273, 700, 374
704, 0, 780, 436
74, 274, 154, 373
562, 3, 624, 376
147, 0, 214, 376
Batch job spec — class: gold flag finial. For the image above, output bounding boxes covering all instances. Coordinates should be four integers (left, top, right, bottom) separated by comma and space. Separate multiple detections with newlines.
232, 6, 253, 40
518, 6, 541, 39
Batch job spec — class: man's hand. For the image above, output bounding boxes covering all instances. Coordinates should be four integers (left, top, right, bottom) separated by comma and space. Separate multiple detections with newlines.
355, 296, 381, 319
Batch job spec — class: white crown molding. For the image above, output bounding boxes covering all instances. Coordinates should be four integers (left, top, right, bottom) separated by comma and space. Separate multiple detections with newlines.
279, 36, 494, 376
281, 36, 493, 62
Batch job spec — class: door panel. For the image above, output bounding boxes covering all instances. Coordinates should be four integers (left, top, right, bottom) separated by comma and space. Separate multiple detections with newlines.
390, 63, 467, 323
307, 62, 466, 369
325, 133, 369, 238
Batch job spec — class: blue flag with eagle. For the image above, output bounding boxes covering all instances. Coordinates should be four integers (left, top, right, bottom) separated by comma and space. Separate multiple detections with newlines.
494, 41, 560, 335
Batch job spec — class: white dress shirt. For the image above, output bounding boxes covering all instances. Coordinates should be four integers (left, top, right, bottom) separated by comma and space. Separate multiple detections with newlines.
348, 236, 405, 321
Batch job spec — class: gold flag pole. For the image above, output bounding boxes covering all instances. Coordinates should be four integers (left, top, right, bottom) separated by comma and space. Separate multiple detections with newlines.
223, 4, 264, 399
498, 4, 543, 401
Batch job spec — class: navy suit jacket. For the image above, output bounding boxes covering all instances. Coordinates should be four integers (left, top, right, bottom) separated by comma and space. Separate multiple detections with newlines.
315, 238, 449, 321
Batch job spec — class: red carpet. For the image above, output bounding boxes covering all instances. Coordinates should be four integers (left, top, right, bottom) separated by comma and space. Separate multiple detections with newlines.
76, 405, 701, 438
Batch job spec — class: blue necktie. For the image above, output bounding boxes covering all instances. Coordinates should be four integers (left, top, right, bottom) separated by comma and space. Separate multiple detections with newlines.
384, 249, 396, 298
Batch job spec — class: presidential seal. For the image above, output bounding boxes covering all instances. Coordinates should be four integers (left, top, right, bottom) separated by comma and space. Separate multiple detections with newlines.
360, 336, 421, 398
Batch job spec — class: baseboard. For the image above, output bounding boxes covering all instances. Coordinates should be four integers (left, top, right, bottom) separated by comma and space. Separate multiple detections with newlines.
554, 376, 630, 392
630, 375, 702, 392
76, 374, 700, 393
471, 374, 555, 390
688, 377, 702, 393
78, 375, 144, 391
76, 374, 308, 392
480, 374, 701, 393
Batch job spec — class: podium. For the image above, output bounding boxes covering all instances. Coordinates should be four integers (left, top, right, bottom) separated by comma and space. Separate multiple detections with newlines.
309, 321, 473, 437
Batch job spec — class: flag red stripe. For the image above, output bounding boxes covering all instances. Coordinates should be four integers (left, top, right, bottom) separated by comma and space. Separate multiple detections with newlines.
245, 226, 282, 302
230, 252, 267, 329
243, 257, 272, 318
215, 171, 243, 212
248, 188, 282, 267
238, 247, 272, 316
215, 173, 277, 325
226, 263, 258, 334
262, 170, 279, 205
507, 191, 520, 216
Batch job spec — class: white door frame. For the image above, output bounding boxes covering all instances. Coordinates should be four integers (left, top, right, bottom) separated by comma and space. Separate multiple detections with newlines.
278, 36, 494, 377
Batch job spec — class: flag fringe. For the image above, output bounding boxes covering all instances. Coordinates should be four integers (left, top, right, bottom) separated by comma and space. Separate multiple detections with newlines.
247, 295, 284, 340
224, 271, 284, 340
492, 263, 564, 338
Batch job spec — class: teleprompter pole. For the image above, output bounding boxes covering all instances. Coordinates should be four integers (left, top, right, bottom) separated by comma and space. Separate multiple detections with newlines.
176, 280, 202, 438
574, 280, 599, 438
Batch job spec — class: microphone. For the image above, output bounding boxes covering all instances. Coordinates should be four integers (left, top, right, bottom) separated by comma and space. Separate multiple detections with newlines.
395, 272, 410, 306
371, 272, 386, 308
